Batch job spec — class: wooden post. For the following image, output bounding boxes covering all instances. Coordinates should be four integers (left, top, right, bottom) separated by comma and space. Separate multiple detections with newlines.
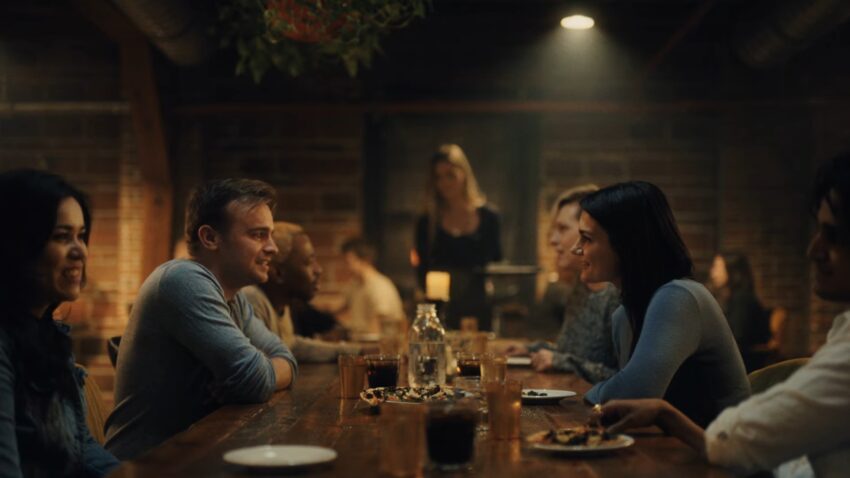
74, 0, 173, 279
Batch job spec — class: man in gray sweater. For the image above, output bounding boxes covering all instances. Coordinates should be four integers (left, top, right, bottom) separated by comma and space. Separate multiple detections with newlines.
105, 179, 298, 460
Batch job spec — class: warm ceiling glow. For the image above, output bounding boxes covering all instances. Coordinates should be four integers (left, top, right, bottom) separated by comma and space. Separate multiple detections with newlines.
560, 15, 594, 30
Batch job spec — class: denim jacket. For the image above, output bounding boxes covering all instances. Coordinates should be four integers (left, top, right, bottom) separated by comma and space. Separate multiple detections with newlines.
0, 319, 119, 478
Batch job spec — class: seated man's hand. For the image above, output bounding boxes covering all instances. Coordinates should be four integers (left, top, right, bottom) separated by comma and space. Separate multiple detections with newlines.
600, 399, 669, 433
530, 349, 554, 372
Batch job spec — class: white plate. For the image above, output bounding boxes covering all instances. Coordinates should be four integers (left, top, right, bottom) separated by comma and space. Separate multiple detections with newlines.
223, 445, 337, 468
521, 389, 576, 403
352, 332, 381, 342
533, 434, 635, 455
506, 356, 532, 367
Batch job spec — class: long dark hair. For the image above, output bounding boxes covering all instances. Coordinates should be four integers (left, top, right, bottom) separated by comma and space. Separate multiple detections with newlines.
718, 252, 755, 294
580, 181, 693, 343
0, 169, 91, 398
812, 152, 850, 244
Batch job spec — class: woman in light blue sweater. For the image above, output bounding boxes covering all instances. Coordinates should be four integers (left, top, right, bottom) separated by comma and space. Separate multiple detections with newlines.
574, 181, 750, 427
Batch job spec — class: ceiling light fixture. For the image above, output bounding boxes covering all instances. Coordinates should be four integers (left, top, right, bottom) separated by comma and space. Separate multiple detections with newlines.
560, 15, 594, 30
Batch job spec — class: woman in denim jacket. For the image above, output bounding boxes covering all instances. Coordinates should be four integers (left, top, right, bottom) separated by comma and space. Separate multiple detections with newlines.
0, 170, 119, 478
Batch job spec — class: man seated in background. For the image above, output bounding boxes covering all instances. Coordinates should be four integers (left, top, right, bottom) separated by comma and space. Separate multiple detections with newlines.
105, 179, 297, 460
507, 184, 620, 383
243, 222, 362, 362
337, 237, 406, 339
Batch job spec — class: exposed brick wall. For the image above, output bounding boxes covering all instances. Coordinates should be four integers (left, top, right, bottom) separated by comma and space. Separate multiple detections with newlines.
536, 109, 844, 357
716, 109, 814, 356
0, 23, 138, 409
537, 112, 718, 305
188, 112, 364, 310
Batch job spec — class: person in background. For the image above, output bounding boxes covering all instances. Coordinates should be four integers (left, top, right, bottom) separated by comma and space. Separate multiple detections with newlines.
507, 185, 620, 383
413, 144, 502, 330
338, 237, 405, 339
105, 179, 297, 460
706, 252, 772, 370
576, 181, 749, 427
0, 169, 119, 477
243, 223, 362, 362
601, 153, 850, 478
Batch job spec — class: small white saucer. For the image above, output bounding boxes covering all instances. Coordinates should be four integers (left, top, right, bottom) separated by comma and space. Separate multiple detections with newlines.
506, 356, 532, 367
223, 445, 337, 468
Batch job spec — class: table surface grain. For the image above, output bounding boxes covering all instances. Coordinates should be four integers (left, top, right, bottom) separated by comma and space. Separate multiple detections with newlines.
108, 363, 732, 477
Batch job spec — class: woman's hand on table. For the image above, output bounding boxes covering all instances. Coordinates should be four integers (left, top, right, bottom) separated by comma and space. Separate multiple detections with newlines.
530, 349, 554, 371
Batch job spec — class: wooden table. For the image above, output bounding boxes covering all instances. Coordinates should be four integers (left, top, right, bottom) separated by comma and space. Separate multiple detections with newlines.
108, 363, 732, 477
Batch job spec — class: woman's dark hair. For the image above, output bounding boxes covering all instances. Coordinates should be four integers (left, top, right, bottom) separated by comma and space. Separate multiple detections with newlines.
0, 169, 91, 400
580, 181, 693, 343
812, 152, 850, 245
718, 252, 754, 293
0, 169, 91, 312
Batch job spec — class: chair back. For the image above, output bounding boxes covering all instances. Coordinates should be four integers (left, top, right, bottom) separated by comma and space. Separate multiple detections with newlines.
107, 336, 121, 368
75, 364, 107, 444
747, 357, 809, 395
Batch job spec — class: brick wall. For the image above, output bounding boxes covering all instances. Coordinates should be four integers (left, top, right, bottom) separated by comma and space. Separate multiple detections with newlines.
537, 112, 718, 301
0, 24, 140, 408
184, 112, 365, 310
536, 108, 843, 357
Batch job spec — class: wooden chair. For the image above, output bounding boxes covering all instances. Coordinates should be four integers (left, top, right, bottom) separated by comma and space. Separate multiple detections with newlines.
107, 336, 121, 368
75, 364, 107, 444
747, 357, 810, 395
747, 307, 788, 370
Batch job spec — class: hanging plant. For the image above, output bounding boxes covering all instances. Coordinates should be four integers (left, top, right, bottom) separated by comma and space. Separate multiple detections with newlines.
217, 0, 431, 82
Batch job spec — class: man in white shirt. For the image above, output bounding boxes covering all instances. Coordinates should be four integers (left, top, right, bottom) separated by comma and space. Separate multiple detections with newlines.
599, 153, 850, 478
338, 237, 405, 338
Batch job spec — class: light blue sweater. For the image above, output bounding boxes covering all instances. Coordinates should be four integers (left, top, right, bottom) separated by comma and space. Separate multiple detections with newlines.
585, 279, 750, 427
104, 260, 297, 460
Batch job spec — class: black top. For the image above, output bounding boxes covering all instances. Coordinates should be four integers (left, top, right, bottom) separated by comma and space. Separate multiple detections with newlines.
289, 298, 339, 338
414, 205, 502, 329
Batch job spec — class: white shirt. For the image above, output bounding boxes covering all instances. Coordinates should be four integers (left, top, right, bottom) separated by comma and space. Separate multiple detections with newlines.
705, 311, 850, 478
344, 271, 404, 335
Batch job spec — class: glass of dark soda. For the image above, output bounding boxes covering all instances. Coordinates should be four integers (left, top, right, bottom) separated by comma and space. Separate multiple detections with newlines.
425, 399, 478, 471
365, 354, 400, 388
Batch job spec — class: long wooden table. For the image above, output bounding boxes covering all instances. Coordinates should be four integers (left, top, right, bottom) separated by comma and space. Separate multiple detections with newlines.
108, 363, 732, 477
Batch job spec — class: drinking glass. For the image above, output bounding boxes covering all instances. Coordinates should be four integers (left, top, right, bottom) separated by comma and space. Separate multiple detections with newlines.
480, 354, 507, 385
485, 379, 522, 440
425, 399, 478, 471
338, 354, 367, 399
365, 354, 400, 388
456, 352, 481, 377
379, 404, 425, 477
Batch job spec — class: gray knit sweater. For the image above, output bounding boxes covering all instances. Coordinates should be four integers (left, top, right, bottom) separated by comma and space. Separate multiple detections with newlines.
528, 283, 620, 383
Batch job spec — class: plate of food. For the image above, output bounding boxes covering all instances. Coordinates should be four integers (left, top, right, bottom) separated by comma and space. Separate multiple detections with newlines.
521, 389, 576, 404
527, 426, 634, 455
223, 445, 337, 468
359, 385, 458, 407
506, 356, 532, 367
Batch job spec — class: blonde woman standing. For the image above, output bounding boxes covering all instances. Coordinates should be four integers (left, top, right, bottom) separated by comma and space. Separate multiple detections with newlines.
413, 144, 502, 329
